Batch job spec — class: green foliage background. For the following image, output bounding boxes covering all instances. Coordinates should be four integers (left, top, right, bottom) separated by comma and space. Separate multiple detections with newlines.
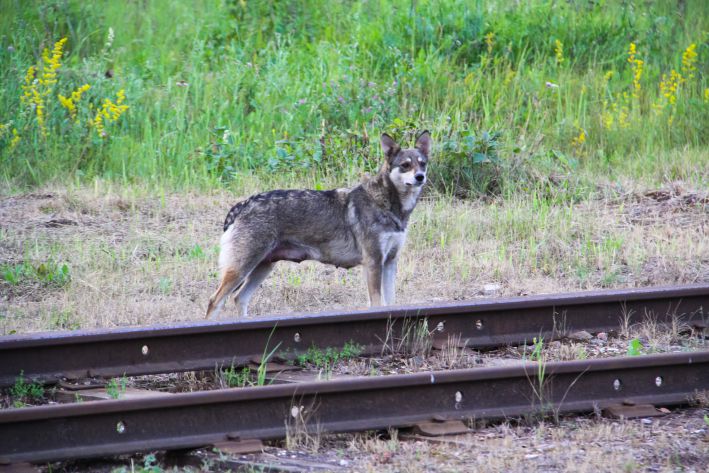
0, 0, 707, 196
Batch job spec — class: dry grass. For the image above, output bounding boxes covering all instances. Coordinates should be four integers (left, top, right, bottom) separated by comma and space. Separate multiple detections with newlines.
290, 409, 709, 473
1, 183, 707, 471
1, 183, 707, 335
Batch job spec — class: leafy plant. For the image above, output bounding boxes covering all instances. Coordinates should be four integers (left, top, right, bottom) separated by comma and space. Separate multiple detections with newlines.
434, 130, 503, 197
106, 376, 127, 399
10, 371, 45, 407
296, 341, 363, 379
202, 126, 239, 181
1, 260, 71, 287
627, 338, 643, 356
222, 364, 251, 388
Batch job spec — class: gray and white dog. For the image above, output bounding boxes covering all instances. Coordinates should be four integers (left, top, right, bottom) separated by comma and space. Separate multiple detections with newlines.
206, 131, 430, 319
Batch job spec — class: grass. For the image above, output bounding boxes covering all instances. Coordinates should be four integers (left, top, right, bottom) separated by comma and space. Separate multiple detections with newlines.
0, 0, 706, 196
1, 3, 706, 469
1, 184, 706, 334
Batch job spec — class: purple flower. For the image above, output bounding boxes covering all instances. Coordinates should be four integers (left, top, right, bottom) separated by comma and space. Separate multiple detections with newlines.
368, 81, 376, 88
297, 98, 307, 105
337, 96, 345, 103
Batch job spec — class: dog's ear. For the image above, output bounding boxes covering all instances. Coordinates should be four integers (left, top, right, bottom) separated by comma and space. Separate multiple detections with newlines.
381, 133, 400, 161
415, 130, 431, 157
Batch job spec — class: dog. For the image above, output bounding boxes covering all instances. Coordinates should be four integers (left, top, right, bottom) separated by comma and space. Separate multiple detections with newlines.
206, 130, 431, 319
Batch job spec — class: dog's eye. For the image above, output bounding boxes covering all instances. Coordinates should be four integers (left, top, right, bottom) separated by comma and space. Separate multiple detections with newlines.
400, 162, 411, 171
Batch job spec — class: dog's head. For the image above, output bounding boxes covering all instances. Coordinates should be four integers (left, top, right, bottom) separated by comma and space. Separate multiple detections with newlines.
381, 131, 431, 192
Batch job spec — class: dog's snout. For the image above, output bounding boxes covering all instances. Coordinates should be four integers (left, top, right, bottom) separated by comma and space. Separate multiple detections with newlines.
415, 173, 425, 183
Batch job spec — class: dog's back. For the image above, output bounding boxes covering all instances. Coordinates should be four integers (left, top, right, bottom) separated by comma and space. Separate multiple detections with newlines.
221, 188, 361, 268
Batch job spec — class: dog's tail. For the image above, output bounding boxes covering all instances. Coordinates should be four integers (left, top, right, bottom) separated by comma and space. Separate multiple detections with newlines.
218, 221, 237, 274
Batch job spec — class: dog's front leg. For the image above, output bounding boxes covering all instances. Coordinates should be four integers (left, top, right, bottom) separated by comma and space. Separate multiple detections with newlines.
364, 259, 383, 306
381, 256, 397, 305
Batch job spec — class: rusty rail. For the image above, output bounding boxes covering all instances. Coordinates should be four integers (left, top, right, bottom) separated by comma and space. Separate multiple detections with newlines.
1, 285, 707, 387
1, 350, 707, 463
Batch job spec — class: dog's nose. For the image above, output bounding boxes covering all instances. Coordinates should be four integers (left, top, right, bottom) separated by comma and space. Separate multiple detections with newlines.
415, 173, 425, 183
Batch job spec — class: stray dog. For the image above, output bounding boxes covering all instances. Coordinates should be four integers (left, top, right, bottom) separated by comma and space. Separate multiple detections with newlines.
206, 131, 431, 318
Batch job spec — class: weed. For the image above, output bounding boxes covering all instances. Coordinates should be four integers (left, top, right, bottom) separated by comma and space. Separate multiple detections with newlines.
256, 328, 283, 386
220, 363, 251, 388
296, 341, 363, 379
438, 334, 467, 369
47, 310, 80, 330
10, 371, 45, 407
1, 260, 70, 287
106, 376, 127, 399
381, 317, 433, 358
285, 398, 322, 452
627, 338, 643, 356
576, 345, 588, 360
158, 277, 172, 294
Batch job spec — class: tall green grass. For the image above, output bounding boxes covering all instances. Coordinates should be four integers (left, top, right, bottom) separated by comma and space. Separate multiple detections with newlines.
0, 0, 707, 195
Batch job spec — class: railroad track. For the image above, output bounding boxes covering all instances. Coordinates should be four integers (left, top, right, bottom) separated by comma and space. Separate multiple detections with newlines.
0, 284, 707, 464
1, 284, 707, 387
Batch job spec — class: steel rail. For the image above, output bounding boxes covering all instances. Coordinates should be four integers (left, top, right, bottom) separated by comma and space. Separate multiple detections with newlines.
1, 350, 707, 463
0, 284, 707, 387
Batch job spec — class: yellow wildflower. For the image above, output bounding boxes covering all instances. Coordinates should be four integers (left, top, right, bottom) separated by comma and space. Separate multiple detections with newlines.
39, 37, 67, 89
92, 89, 129, 138
632, 58, 643, 98
32, 88, 47, 136
603, 70, 614, 82
658, 69, 682, 107
554, 39, 564, 65
484, 32, 494, 54
58, 84, 91, 121
627, 42, 637, 64
681, 43, 698, 81
571, 128, 586, 148
10, 129, 20, 149
704, 88, 709, 103
627, 43, 644, 99
628, 43, 645, 99
20, 66, 37, 105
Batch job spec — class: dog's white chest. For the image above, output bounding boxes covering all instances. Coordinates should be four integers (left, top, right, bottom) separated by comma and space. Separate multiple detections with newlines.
379, 231, 407, 260
400, 187, 421, 213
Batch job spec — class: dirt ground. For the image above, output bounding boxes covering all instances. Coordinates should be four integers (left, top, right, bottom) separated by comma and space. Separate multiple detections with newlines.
1, 183, 708, 472
1, 183, 707, 334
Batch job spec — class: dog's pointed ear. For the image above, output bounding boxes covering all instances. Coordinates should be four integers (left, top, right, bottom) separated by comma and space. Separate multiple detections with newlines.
381, 133, 400, 161
415, 130, 431, 157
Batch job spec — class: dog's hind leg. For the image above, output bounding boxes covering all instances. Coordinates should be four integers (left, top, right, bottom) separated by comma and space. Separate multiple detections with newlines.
206, 225, 275, 319
206, 268, 247, 319
233, 262, 274, 318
